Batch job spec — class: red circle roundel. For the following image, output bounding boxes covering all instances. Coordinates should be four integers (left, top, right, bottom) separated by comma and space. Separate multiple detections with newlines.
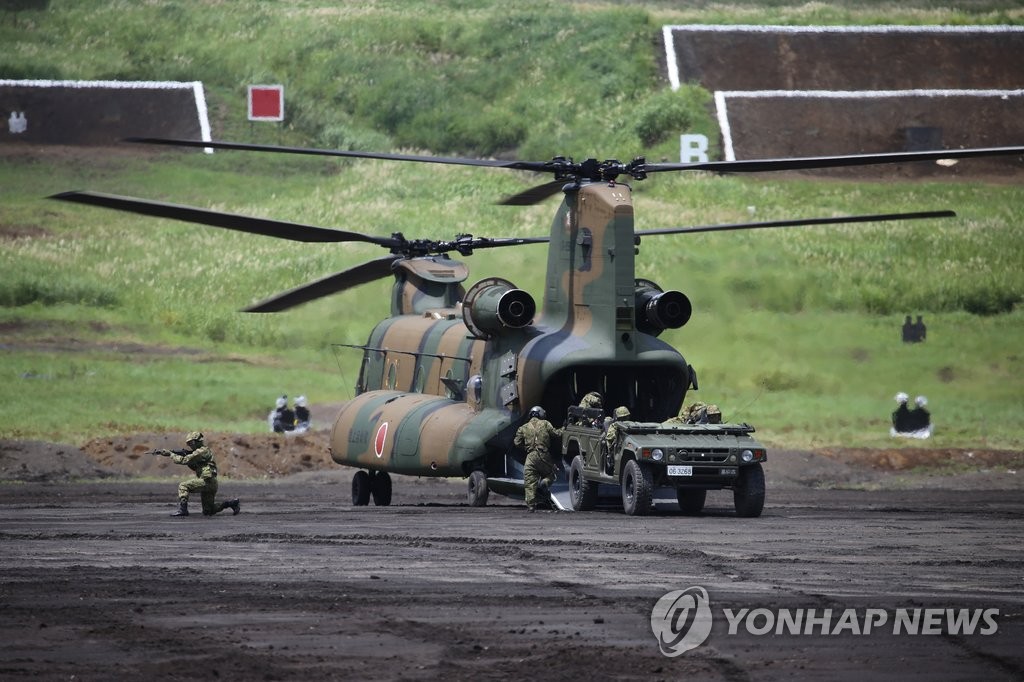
374, 422, 389, 458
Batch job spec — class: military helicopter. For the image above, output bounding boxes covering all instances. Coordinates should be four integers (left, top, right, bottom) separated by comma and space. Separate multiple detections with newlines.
53, 138, 1024, 507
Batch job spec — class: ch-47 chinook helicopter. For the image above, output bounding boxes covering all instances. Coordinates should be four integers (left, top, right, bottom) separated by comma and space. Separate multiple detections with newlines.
53, 138, 1024, 510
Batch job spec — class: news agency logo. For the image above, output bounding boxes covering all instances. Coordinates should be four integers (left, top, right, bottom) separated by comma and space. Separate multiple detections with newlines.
651, 586, 1000, 657
650, 586, 713, 656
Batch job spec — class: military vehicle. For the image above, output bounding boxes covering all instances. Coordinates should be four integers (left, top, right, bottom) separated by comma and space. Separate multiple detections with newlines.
562, 405, 766, 516
53, 139, 1024, 510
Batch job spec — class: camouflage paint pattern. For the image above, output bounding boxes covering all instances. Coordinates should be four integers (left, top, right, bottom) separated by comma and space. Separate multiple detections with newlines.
330, 180, 694, 479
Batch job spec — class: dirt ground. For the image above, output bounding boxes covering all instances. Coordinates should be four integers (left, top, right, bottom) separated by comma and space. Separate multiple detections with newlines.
1, 432, 1022, 681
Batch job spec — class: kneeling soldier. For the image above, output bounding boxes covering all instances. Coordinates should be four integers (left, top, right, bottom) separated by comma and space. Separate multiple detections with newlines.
150, 431, 239, 517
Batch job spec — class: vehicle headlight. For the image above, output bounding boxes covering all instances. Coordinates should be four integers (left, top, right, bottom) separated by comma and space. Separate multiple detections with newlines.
740, 449, 754, 463
651, 448, 664, 461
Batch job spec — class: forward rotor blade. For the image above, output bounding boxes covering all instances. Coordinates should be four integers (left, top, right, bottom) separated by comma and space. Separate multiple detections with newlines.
243, 256, 399, 313
498, 180, 569, 206
635, 210, 956, 238
50, 191, 396, 246
125, 137, 552, 173
645, 146, 1024, 175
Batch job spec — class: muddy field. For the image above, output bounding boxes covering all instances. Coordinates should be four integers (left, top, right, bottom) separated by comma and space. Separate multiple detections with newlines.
1, 440, 1022, 681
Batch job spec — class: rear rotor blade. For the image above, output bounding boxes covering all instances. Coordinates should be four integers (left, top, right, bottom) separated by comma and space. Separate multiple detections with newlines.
635, 210, 956, 237
645, 146, 1024, 175
50, 191, 396, 246
243, 256, 399, 312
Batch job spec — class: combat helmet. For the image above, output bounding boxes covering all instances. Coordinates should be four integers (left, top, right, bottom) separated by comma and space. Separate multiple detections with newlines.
185, 431, 204, 446
528, 405, 546, 419
613, 406, 631, 419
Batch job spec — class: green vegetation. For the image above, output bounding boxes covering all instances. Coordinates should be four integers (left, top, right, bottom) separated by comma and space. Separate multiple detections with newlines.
1, 1, 1022, 449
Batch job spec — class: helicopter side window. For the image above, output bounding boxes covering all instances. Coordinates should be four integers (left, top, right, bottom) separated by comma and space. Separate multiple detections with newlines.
468, 374, 483, 406
413, 365, 425, 393
387, 361, 398, 390
444, 368, 456, 400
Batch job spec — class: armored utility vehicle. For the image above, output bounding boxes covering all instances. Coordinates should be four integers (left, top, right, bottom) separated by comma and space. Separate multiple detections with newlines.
561, 406, 766, 516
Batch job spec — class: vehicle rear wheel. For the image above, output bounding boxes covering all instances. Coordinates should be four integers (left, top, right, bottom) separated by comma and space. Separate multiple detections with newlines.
621, 459, 654, 516
467, 470, 489, 507
371, 470, 392, 506
352, 470, 371, 506
569, 455, 598, 511
733, 463, 765, 518
676, 488, 707, 515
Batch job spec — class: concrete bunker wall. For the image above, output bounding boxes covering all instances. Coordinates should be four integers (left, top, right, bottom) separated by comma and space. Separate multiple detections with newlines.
664, 25, 1024, 174
1, 80, 209, 146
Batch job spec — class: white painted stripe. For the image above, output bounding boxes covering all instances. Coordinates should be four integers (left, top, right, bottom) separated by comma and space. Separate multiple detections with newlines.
663, 24, 1024, 34
714, 91, 735, 161
662, 24, 682, 92
0, 78, 202, 89
717, 89, 1024, 99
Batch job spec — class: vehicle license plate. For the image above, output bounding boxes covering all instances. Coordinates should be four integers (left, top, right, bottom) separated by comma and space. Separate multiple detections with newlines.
668, 465, 693, 477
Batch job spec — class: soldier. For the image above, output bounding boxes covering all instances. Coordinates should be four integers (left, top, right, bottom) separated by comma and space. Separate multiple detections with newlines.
579, 391, 603, 410
514, 406, 563, 512
150, 431, 239, 517
666, 402, 723, 425
270, 395, 295, 434
293, 395, 311, 433
891, 392, 912, 434
603, 405, 631, 473
577, 391, 604, 426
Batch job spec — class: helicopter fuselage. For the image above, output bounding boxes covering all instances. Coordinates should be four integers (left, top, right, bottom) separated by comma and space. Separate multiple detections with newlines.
328, 181, 695, 478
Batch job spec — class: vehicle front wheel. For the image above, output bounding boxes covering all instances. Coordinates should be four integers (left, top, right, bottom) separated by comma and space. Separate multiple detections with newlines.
733, 463, 765, 518
467, 470, 489, 507
676, 488, 707, 515
621, 459, 654, 516
569, 456, 598, 511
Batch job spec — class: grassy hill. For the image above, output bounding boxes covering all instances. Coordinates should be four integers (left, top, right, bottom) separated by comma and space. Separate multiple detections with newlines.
1, 1, 1022, 450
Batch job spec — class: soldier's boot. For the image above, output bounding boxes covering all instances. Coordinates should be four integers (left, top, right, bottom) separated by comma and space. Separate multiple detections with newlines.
223, 499, 240, 515
171, 500, 189, 517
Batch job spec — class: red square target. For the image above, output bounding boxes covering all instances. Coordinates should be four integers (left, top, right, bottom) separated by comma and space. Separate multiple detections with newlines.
248, 85, 284, 121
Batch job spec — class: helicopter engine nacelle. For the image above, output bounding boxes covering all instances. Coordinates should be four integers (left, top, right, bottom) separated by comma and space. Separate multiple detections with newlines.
462, 277, 536, 339
634, 279, 691, 337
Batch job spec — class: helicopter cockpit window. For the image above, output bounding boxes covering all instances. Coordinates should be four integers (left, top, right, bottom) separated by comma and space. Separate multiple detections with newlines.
444, 368, 456, 400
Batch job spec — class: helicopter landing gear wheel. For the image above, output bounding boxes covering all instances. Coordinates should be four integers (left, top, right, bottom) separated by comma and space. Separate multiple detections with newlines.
621, 459, 654, 516
371, 470, 392, 506
467, 470, 489, 507
569, 455, 598, 511
351, 470, 371, 506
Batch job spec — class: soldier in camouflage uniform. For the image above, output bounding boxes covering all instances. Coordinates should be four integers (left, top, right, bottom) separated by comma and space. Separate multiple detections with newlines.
602, 405, 631, 473
150, 431, 240, 517
514, 406, 563, 512
577, 391, 604, 427
664, 402, 723, 425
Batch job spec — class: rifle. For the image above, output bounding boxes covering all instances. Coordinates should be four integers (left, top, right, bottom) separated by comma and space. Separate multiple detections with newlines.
147, 448, 190, 457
